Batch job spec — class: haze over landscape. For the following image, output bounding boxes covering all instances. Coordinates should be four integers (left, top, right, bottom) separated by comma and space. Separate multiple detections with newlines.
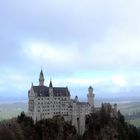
1, 0, 140, 101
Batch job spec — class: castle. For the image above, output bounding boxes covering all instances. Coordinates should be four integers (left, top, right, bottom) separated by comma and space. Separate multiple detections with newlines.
28, 70, 117, 135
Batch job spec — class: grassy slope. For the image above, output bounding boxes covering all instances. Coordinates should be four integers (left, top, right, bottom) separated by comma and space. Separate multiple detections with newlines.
129, 119, 140, 128
119, 102, 140, 115
118, 102, 140, 127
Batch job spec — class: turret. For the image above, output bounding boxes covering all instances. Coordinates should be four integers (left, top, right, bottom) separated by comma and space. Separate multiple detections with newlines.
28, 82, 35, 97
75, 95, 78, 102
39, 69, 45, 86
87, 86, 95, 107
49, 79, 53, 88
49, 79, 53, 96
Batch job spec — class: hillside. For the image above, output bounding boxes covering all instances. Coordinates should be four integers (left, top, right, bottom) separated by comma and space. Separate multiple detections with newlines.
0, 105, 140, 140
118, 101, 140, 127
83, 105, 140, 140
0, 112, 78, 140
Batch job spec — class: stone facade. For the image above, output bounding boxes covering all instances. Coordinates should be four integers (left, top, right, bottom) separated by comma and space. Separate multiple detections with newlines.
28, 70, 95, 135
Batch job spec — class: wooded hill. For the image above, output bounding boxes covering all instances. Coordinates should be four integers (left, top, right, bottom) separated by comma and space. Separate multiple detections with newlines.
0, 104, 140, 140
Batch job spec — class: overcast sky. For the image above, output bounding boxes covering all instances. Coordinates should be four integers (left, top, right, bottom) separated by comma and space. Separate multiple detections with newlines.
0, 0, 140, 100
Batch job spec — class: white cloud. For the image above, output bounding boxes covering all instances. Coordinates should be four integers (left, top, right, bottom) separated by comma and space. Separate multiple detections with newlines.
53, 77, 107, 87
23, 27, 140, 71
1, 0, 140, 98
22, 41, 80, 67
47, 74, 127, 89
112, 75, 126, 87
0, 69, 31, 94
89, 28, 140, 69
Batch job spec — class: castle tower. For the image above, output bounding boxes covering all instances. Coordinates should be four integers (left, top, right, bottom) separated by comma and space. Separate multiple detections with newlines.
49, 79, 53, 96
87, 86, 95, 108
39, 69, 45, 86
75, 96, 78, 102
49, 79, 53, 118
49, 79, 53, 88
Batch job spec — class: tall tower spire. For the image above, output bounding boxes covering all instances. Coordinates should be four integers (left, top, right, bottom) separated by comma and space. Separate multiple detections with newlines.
49, 79, 53, 97
49, 79, 53, 88
87, 86, 95, 108
39, 69, 45, 86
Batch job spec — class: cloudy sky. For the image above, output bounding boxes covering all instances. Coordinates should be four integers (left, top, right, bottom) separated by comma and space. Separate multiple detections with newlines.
0, 0, 140, 100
